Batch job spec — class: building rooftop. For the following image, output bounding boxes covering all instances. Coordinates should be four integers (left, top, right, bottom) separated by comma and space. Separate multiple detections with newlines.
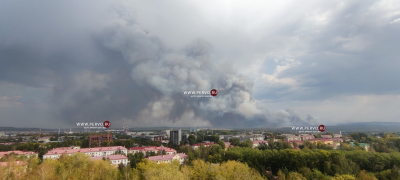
45, 146, 126, 156
128, 146, 177, 152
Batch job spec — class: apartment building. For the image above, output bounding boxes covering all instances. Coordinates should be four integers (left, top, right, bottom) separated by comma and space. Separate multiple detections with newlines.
309, 138, 334, 145
144, 135, 163, 141
283, 135, 301, 141
170, 130, 181, 144
38, 136, 54, 143
91, 155, 129, 167
321, 135, 332, 139
43, 146, 127, 159
89, 134, 112, 147
128, 146, 177, 155
333, 134, 342, 138
147, 153, 189, 165
240, 134, 264, 141
300, 135, 315, 141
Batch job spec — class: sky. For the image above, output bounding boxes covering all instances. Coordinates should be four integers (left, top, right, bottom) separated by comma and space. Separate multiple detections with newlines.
0, 0, 400, 129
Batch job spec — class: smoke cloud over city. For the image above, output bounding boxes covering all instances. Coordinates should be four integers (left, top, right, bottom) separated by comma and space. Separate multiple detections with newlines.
50, 13, 316, 128
1, 1, 399, 128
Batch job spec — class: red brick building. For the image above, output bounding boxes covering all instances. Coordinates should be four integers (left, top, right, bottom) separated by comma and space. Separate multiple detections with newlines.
89, 134, 112, 147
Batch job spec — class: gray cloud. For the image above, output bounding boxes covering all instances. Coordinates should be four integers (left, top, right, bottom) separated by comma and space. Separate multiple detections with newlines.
1, 0, 398, 128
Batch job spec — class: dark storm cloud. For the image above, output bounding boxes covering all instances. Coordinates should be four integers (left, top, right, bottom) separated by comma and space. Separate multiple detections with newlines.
7, 0, 399, 127
46, 15, 312, 128
254, 0, 400, 103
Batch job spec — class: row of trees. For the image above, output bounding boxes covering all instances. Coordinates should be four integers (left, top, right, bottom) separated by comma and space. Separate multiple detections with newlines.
165, 139, 400, 179
0, 153, 265, 180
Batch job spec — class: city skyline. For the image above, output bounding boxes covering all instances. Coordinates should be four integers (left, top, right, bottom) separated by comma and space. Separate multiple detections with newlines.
1, 1, 400, 128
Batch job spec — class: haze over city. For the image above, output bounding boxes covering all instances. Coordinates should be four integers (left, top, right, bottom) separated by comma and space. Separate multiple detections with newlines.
1, 0, 400, 129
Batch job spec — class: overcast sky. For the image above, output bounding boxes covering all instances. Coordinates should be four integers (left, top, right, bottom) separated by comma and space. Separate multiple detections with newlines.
1, 0, 399, 129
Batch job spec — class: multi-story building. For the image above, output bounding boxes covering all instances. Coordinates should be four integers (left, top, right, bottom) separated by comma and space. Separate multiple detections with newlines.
126, 131, 154, 136
333, 134, 342, 138
128, 146, 177, 155
144, 135, 163, 141
89, 134, 112, 147
91, 155, 130, 167
181, 133, 188, 143
300, 135, 315, 141
147, 153, 189, 165
321, 135, 332, 139
281, 134, 301, 141
170, 130, 181, 144
43, 146, 127, 159
38, 136, 53, 143
0, 151, 38, 158
157, 130, 170, 138
240, 134, 264, 141
309, 138, 333, 145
